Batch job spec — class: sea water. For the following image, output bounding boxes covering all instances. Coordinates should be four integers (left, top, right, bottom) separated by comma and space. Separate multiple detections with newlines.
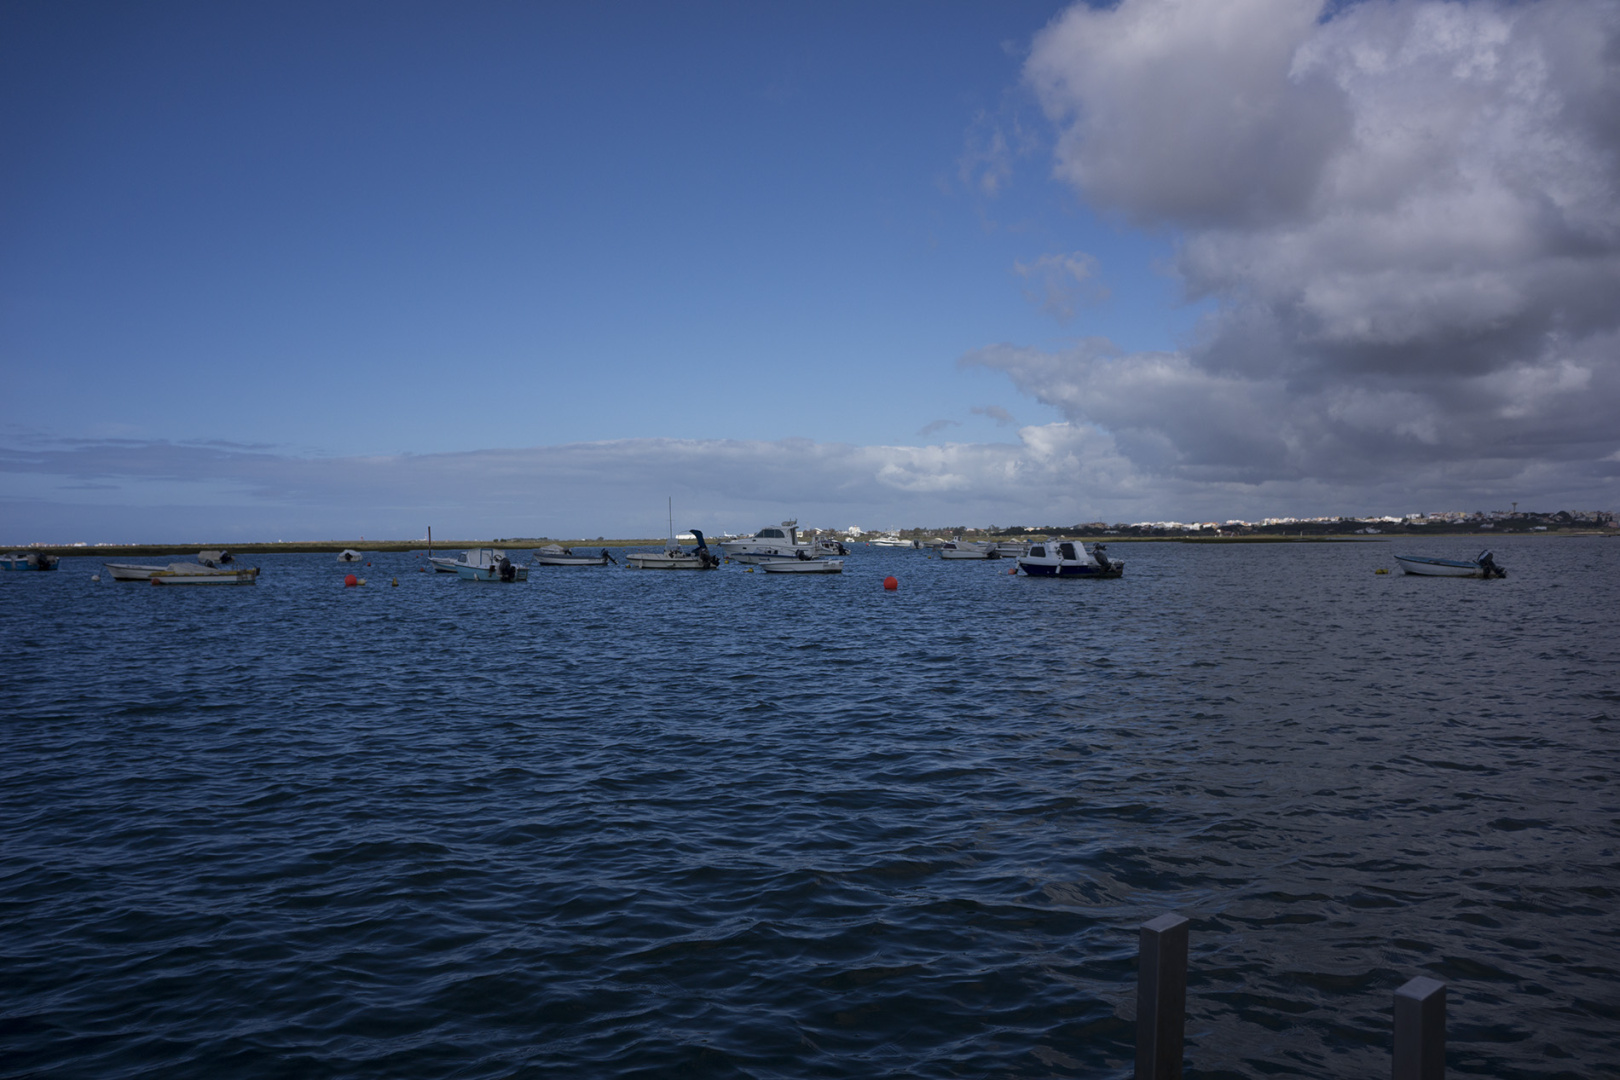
1, 537, 1616, 1078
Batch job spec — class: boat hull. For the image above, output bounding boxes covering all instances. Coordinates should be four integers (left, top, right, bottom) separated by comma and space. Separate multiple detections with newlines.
1017, 561, 1123, 578
532, 555, 610, 566
105, 562, 258, 583
625, 554, 715, 569
760, 559, 843, 574
455, 565, 528, 581
149, 568, 260, 585
1393, 555, 1498, 577
939, 548, 997, 560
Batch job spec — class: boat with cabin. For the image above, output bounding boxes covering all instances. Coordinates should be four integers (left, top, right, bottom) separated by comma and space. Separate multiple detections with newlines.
1015, 541, 1123, 578
719, 521, 817, 563
455, 553, 527, 581
429, 548, 508, 574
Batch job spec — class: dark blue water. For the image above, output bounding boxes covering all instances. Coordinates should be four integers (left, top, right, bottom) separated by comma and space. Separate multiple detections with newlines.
2, 537, 1616, 1078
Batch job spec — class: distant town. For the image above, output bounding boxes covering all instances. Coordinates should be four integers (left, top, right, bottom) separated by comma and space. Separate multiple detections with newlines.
871, 508, 1617, 542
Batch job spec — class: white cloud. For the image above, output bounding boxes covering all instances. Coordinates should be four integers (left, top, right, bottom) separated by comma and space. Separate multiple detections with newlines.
1003, 0, 1620, 505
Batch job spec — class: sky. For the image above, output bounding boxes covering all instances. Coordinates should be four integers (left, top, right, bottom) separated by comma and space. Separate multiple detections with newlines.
2, 0, 1617, 543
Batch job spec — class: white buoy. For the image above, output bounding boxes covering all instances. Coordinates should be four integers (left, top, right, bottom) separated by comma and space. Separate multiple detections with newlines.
91, 574, 100, 582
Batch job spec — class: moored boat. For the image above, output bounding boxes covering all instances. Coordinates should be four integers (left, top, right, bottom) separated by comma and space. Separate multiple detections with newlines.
760, 555, 843, 574
337, 549, 363, 562
104, 552, 253, 582
455, 554, 527, 581
938, 539, 1000, 560
430, 548, 508, 574
626, 529, 721, 570
531, 544, 615, 567
719, 521, 815, 563
1, 551, 59, 571
1015, 541, 1123, 578
1394, 551, 1506, 578
146, 564, 260, 586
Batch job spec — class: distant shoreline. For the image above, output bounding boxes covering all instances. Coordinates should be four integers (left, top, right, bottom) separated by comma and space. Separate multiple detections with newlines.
13, 530, 1611, 558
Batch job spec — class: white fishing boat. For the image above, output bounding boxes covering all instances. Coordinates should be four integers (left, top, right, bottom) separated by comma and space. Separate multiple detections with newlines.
1394, 551, 1506, 578
140, 564, 260, 585
719, 521, 815, 563
531, 544, 615, 567
1, 551, 59, 571
1015, 541, 1123, 578
104, 552, 249, 581
760, 556, 844, 574
868, 534, 913, 548
626, 529, 720, 570
337, 549, 363, 562
429, 548, 508, 574
455, 554, 527, 582
992, 540, 1030, 558
937, 539, 1000, 560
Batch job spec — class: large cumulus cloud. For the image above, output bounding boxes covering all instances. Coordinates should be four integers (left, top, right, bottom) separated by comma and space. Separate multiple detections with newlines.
990, 0, 1620, 505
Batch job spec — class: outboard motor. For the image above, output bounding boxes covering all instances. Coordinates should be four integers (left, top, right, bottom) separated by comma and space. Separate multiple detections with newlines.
497, 555, 516, 582
689, 530, 720, 569
601, 548, 617, 565
1092, 544, 1112, 572
1477, 550, 1505, 579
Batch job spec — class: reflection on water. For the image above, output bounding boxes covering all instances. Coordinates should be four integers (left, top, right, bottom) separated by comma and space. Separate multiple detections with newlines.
1, 536, 1615, 1077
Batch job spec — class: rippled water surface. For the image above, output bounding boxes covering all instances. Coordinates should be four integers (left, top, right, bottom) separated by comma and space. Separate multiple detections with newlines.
2, 537, 1617, 1078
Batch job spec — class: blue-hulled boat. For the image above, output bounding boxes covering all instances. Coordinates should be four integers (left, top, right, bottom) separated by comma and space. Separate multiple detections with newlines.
1, 551, 58, 571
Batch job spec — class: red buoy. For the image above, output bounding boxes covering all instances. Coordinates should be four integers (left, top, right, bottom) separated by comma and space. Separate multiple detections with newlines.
344, 574, 359, 587
883, 575, 898, 591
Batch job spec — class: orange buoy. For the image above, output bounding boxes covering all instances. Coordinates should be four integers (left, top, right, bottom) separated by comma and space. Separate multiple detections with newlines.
344, 574, 359, 587
883, 575, 898, 591
1008, 566, 1018, 574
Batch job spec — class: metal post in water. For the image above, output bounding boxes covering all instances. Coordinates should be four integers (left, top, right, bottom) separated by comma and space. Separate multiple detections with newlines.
1393, 976, 1445, 1080
1135, 913, 1189, 1080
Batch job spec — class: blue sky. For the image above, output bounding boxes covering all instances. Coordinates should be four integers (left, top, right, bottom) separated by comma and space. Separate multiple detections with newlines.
3, 0, 1617, 542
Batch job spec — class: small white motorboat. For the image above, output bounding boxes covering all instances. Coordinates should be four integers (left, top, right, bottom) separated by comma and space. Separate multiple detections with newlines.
1394, 551, 1506, 578
1015, 541, 1123, 578
104, 552, 252, 581
455, 554, 527, 581
938, 539, 1000, 560
868, 534, 913, 548
337, 549, 363, 562
134, 564, 260, 585
626, 529, 721, 570
429, 548, 508, 574
531, 544, 615, 567
760, 556, 844, 574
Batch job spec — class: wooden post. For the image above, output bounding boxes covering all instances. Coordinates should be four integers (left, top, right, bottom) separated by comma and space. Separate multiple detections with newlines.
1393, 976, 1445, 1080
1136, 914, 1189, 1080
